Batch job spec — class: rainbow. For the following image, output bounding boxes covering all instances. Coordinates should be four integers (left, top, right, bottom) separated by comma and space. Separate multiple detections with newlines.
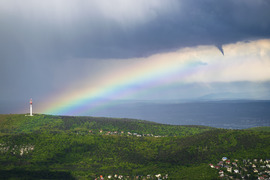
41, 46, 222, 115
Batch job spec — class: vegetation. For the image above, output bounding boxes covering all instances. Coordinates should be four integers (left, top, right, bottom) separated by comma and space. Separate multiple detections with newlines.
0, 114, 270, 179
0, 114, 213, 136
246, 126, 270, 132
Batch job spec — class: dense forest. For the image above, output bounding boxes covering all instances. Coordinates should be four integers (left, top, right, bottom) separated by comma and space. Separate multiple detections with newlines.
0, 114, 270, 179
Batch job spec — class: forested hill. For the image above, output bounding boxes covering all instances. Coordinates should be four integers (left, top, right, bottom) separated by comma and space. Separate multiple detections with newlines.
0, 114, 213, 136
1, 114, 270, 179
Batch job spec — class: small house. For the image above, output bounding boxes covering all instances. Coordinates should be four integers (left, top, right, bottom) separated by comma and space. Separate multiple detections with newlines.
222, 157, 228, 161
234, 169, 239, 174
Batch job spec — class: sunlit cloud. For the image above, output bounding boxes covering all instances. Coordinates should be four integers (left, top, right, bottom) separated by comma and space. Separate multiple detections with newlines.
68, 39, 270, 86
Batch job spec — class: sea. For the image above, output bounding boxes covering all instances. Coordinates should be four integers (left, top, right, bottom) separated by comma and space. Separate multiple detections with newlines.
89, 100, 270, 129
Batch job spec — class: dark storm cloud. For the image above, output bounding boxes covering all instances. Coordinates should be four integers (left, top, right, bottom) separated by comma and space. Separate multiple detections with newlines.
0, 0, 269, 60
131, 0, 270, 56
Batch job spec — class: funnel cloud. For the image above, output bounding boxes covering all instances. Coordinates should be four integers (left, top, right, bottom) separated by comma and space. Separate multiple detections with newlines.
216, 44, 224, 56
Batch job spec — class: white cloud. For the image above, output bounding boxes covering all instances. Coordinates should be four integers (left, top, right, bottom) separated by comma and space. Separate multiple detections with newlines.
147, 39, 270, 83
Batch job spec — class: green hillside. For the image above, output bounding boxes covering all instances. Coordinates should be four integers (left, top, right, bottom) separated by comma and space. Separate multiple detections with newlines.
0, 114, 270, 179
245, 126, 270, 132
0, 114, 213, 136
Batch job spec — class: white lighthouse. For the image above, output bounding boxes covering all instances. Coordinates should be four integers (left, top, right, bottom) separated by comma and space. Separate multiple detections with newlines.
30, 98, 33, 116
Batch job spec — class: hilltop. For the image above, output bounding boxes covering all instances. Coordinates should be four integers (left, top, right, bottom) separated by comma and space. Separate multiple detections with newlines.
0, 114, 213, 136
0, 114, 270, 179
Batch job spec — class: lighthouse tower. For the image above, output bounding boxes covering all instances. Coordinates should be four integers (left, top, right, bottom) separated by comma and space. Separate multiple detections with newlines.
30, 98, 33, 116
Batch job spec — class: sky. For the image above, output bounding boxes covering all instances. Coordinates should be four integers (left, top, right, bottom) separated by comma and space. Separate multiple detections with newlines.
1, 0, 270, 115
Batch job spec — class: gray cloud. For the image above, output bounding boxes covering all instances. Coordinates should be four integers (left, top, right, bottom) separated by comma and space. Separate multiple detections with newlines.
0, 0, 269, 60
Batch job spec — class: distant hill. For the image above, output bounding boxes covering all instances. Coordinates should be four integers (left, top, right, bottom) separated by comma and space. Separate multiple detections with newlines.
0, 114, 213, 136
0, 114, 270, 179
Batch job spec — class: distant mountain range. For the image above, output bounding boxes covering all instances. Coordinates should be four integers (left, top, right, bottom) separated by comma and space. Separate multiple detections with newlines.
198, 91, 270, 101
